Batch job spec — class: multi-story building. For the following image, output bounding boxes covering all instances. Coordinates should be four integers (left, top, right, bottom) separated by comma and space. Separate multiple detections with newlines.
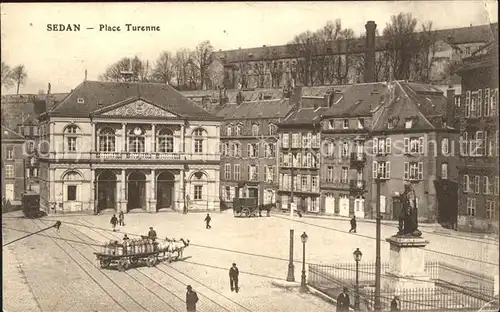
215, 92, 292, 208
37, 80, 221, 214
1, 125, 26, 205
211, 23, 497, 89
456, 40, 499, 232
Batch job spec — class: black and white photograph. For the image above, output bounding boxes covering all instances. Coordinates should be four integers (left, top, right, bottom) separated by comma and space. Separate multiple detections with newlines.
1, 1, 499, 311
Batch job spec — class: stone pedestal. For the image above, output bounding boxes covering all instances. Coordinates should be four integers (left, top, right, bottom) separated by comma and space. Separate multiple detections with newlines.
383, 236, 434, 292
148, 200, 157, 213
119, 201, 128, 213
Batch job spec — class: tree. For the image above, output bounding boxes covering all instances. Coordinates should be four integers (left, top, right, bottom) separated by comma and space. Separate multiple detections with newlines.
1, 61, 14, 90
412, 21, 438, 83
99, 56, 150, 82
286, 30, 318, 86
10, 65, 28, 94
173, 49, 191, 89
355, 29, 391, 82
151, 51, 175, 84
192, 41, 213, 90
261, 47, 285, 88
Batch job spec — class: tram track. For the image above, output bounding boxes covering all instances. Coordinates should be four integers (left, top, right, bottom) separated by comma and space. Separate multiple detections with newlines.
77, 218, 253, 312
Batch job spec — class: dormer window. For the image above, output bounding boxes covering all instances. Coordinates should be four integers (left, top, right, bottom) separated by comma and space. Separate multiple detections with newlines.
343, 119, 349, 129
388, 119, 394, 129
357, 119, 364, 129
328, 120, 334, 130
77, 98, 84, 104
405, 118, 413, 129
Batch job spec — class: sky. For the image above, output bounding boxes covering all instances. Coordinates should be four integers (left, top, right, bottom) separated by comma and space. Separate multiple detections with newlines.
1, 1, 498, 94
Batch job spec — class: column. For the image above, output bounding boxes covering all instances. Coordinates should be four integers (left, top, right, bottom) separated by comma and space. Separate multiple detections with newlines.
50, 168, 56, 212
90, 169, 96, 214
50, 122, 55, 157
215, 125, 220, 157
91, 122, 96, 152
149, 169, 156, 213
120, 169, 126, 213
151, 124, 156, 153
180, 168, 185, 210
121, 123, 127, 153
181, 124, 185, 154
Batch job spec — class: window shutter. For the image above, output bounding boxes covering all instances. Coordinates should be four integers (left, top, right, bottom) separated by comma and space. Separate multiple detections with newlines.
386, 138, 392, 154
256, 144, 259, 158
404, 137, 409, 154
478, 89, 483, 116
373, 138, 379, 154
477, 131, 484, 156
485, 88, 490, 116
475, 176, 480, 194
465, 91, 471, 118
372, 161, 378, 179
418, 162, 423, 180
404, 162, 409, 180
419, 137, 424, 154
484, 131, 489, 156
484, 176, 488, 194
464, 175, 469, 193
230, 187, 235, 200
386, 161, 391, 179
495, 176, 499, 195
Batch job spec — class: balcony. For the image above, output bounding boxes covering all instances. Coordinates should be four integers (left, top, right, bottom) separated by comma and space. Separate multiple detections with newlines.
350, 152, 367, 166
406, 174, 421, 182
350, 180, 366, 191
48, 152, 220, 162
322, 180, 350, 190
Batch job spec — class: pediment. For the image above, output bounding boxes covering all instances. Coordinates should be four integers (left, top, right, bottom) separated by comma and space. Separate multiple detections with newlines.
99, 99, 179, 118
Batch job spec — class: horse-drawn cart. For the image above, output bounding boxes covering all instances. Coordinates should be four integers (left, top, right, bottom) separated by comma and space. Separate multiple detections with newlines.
233, 197, 273, 217
94, 239, 161, 271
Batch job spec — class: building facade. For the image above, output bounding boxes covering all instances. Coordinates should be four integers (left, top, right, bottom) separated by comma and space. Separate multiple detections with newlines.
1, 126, 26, 204
456, 41, 499, 232
38, 81, 221, 214
215, 94, 292, 208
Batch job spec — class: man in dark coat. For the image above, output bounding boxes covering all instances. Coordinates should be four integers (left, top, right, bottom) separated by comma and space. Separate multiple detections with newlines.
336, 287, 350, 312
349, 216, 357, 233
390, 295, 400, 311
186, 285, 198, 312
110, 214, 118, 231
229, 263, 239, 293
148, 227, 157, 241
118, 211, 125, 226
204, 214, 212, 229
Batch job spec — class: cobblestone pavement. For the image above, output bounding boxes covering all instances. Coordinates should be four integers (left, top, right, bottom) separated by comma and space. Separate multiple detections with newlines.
3, 211, 498, 312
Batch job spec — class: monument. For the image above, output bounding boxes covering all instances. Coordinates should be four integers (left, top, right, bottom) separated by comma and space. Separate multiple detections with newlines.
383, 183, 434, 291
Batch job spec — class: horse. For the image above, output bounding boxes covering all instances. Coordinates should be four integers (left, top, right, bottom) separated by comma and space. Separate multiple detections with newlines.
157, 237, 190, 262
258, 202, 276, 217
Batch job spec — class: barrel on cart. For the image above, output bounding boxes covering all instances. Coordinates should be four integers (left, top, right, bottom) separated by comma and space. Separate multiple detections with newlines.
94, 238, 161, 271
22, 191, 45, 218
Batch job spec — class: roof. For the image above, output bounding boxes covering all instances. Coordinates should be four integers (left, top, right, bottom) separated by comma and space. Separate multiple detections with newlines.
215, 99, 291, 119
323, 83, 388, 117
211, 23, 497, 64
48, 81, 217, 119
281, 107, 329, 125
1, 125, 25, 141
372, 81, 448, 131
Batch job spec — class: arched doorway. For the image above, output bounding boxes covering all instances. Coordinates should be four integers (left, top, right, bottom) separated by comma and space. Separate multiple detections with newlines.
157, 171, 175, 211
127, 171, 146, 211
97, 170, 117, 213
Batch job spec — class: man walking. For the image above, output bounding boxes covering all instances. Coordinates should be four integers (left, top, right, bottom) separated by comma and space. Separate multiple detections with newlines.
336, 287, 350, 312
349, 215, 357, 233
229, 263, 239, 293
186, 285, 198, 312
204, 214, 212, 229
110, 214, 118, 232
118, 211, 125, 226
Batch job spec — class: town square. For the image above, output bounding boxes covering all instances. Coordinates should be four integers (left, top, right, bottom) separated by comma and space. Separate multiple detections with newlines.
1, 2, 499, 311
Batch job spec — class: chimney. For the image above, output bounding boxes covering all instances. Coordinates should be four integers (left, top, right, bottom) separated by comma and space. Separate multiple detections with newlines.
47, 83, 51, 95
236, 91, 244, 105
323, 94, 329, 107
446, 88, 456, 127
364, 21, 377, 83
85, 70, 88, 81
290, 86, 303, 108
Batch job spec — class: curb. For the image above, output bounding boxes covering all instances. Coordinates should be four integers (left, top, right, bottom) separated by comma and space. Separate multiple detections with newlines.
271, 280, 301, 289
307, 286, 355, 312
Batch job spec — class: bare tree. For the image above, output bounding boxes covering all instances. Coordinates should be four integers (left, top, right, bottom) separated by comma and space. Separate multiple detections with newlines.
10, 65, 28, 94
173, 49, 191, 89
152, 51, 175, 84
99, 56, 150, 82
1, 61, 14, 91
286, 30, 318, 86
356, 29, 391, 82
191, 41, 213, 90
412, 21, 438, 83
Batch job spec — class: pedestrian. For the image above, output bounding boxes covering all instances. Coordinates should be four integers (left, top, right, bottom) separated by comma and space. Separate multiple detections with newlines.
123, 234, 129, 241
186, 285, 199, 312
204, 213, 212, 229
148, 226, 157, 241
349, 215, 357, 233
390, 296, 400, 311
229, 263, 239, 293
336, 287, 350, 312
118, 211, 125, 226
110, 214, 118, 232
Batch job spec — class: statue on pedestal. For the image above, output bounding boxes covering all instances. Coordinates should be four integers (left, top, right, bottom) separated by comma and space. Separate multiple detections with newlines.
397, 182, 422, 237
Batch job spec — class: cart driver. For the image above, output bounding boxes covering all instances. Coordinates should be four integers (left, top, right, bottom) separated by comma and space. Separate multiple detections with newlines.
148, 227, 157, 241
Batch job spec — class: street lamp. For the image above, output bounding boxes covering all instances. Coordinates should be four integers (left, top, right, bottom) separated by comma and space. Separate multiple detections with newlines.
300, 232, 308, 292
353, 248, 363, 311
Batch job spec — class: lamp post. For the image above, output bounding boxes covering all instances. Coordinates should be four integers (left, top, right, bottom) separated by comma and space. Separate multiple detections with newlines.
300, 232, 308, 292
353, 248, 363, 311
374, 173, 382, 311
286, 146, 295, 282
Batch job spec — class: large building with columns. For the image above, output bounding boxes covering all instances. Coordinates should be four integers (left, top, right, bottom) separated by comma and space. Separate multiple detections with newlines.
38, 80, 221, 214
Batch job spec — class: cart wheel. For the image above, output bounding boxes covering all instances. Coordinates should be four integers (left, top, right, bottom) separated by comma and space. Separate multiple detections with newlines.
130, 257, 139, 265
242, 208, 250, 217
100, 259, 111, 268
146, 255, 157, 267
117, 259, 129, 272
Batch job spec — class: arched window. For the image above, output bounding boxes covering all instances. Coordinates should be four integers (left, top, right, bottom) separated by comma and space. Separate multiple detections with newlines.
99, 127, 115, 152
62, 171, 83, 203
441, 163, 448, 179
190, 171, 207, 201
441, 138, 449, 155
158, 128, 174, 153
268, 124, 277, 136
64, 125, 80, 152
128, 126, 145, 153
252, 124, 259, 136
226, 125, 233, 136
222, 143, 229, 156
232, 142, 240, 157
193, 128, 206, 154
235, 124, 242, 136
